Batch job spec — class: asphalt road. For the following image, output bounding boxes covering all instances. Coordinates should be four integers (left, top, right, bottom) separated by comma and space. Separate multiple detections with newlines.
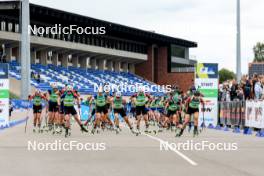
0, 110, 264, 176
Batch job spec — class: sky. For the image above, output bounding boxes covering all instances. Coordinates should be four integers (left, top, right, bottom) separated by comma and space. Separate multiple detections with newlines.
30, 0, 264, 74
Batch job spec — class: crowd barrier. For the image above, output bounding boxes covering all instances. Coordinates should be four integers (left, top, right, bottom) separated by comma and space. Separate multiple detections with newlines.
219, 101, 245, 127
218, 100, 264, 137
11, 99, 31, 109
11, 99, 48, 109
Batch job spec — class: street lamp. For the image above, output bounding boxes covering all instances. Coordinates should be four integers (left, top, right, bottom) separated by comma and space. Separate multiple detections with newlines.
20, 0, 31, 100
236, 0, 242, 81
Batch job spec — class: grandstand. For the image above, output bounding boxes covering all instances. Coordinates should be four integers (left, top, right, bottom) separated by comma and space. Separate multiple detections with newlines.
9, 60, 165, 96
0, 1, 197, 96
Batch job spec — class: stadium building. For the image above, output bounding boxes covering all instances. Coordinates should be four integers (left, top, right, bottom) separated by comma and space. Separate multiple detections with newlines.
0, 1, 197, 95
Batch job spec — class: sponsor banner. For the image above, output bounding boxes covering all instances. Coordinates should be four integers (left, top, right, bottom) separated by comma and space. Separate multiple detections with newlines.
195, 63, 218, 79
11, 100, 32, 109
80, 105, 90, 121
0, 64, 9, 128
245, 101, 264, 129
199, 98, 218, 127
0, 99, 9, 125
195, 63, 218, 127
199, 89, 218, 98
195, 79, 218, 90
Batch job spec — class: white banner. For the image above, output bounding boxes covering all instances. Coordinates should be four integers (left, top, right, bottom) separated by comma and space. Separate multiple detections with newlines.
0, 64, 9, 128
195, 63, 218, 127
245, 101, 264, 129
198, 98, 218, 127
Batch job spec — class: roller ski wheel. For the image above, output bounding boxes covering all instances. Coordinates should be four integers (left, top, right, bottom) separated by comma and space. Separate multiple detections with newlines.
152, 130, 157, 135
91, 129, 95, 135
175, 133, 182, 137
144, 130, 151, 134
158, 129, 163, 133
130, 129, 136, 134
175, 130, 183, 138
135, 130, 141, 136
80, 126, 88, 133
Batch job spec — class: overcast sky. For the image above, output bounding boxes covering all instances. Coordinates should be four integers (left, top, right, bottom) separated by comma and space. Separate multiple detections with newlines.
30, 0, 264, 73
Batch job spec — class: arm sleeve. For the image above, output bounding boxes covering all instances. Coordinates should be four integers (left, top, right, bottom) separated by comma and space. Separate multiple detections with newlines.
61, 94, 66, 99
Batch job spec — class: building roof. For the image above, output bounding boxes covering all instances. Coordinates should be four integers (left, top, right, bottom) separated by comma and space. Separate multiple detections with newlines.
0, 1, 197, 48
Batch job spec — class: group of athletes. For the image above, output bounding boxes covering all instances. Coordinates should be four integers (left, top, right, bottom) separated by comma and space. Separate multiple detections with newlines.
28, 83, 204, 138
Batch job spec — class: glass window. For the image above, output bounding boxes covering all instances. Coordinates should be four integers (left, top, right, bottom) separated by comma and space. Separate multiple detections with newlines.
171, 45, 185, 58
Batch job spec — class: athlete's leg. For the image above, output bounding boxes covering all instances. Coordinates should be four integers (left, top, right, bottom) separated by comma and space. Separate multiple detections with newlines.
136, 114, 142, 131
177, 113, 191, 136
64, 113, 70, 137
33, 112, 37, 132
114, 112, 120, 128
143, 114, 149, 130
193, 112, 199, 136
92, 112, 101, 131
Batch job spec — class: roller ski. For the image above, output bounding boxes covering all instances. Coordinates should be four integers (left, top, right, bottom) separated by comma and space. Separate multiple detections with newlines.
135, 129, 141, 136
193, 128, 199, 137
175, 128, 184, 137
80, 126, 89, 133
38, 127, 43, 133
65, 128, 71, 138
115, 127, 120, 134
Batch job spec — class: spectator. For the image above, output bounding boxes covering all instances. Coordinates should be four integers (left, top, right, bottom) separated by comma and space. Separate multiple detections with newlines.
244, 76, 251, 100
237, 85, 244, 101
252, 73, 258, 98
230, 80, 238, 101
254, 76, 262, 100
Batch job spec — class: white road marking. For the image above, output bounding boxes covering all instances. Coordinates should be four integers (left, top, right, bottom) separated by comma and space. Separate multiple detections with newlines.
123, 124, 198, 166
142, 132, 198, 166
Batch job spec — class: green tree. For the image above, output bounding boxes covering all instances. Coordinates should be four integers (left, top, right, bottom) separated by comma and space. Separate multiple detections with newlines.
219, 68, 236, 83
253, 42, 264, 62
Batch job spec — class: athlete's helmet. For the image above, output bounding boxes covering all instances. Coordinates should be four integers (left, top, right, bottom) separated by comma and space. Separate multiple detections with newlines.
35, 89, 41, 94
66, 85, 73, 91
73, 85, 78, 90
138, 86, 144, 93
98, 87, 103, 93
116, 92, 121, 97
50, 82, 58, 89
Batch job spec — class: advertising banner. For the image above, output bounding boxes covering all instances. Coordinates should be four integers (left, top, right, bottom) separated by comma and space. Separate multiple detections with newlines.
245, 101, 264, 129
0, 64, 9, 128
195, 63, 218, 127
80, 105, 90, 121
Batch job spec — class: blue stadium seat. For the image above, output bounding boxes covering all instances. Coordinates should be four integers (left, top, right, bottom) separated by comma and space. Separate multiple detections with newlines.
8, 61, 164, 95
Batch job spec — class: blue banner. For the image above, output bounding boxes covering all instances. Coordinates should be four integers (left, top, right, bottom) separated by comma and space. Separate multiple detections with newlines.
80, 105, 90, 121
